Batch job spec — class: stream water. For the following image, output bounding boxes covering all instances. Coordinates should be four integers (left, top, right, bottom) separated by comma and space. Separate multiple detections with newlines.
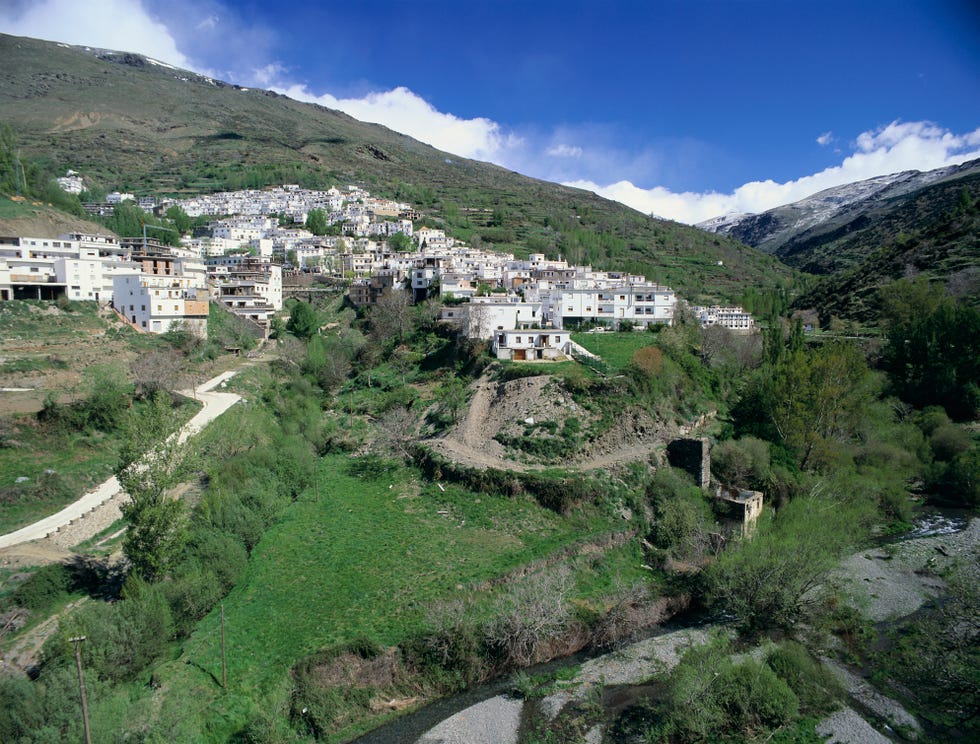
350, 507, 972, 744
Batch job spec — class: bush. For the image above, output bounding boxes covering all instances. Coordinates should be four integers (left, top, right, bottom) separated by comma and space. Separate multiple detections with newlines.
702, 494, 866, 632
648, 633, 800, 742
711, 436, 771, 491
766, 641, 841, 715
11, 563, 72, 612
45, 578, 174, 683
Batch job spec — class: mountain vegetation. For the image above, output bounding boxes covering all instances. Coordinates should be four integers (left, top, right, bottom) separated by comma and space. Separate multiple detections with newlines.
0, 31, 976, 744
0, 33, 792, 302
793, 178, 980, 322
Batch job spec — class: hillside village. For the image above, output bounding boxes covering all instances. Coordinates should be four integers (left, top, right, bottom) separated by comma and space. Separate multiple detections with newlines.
1, 184, 753, 351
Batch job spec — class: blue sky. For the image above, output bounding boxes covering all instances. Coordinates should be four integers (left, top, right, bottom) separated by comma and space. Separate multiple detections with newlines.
2, 0, 979, 222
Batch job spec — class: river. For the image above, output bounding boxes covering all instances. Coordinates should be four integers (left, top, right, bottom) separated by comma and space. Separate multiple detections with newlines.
352, 506, 974, 744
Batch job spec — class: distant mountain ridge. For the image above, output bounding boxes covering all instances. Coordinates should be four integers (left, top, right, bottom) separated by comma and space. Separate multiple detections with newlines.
698, 159, 980, 273
0, 33, 792, 302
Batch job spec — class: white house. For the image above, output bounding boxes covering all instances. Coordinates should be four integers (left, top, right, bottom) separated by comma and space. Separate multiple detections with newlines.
112, 254, 209, 336
491, 329, 572, 361
550, 284, 676, 329
456, 297, 544, 340
693, 305, 755, 332
0, 234, 136, 302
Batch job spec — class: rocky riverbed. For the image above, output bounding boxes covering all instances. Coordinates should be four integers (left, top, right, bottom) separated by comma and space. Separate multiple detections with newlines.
411, 516, 979, 743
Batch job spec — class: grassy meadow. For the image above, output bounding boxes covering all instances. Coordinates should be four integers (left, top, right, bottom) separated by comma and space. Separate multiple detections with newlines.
84, 450, 639, 741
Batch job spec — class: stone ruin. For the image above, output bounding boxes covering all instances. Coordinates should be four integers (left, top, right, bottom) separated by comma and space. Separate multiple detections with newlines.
666, 437, 763, 537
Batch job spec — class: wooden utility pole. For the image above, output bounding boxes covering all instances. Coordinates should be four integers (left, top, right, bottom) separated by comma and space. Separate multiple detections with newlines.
69, 636, 92, 744
221, 604, 227, 689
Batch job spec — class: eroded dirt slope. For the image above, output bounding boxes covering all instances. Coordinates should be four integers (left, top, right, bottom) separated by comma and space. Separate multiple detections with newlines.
427, 372, 697, 472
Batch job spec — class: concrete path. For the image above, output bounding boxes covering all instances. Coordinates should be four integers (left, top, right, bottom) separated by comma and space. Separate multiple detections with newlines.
0, 370, 242, 549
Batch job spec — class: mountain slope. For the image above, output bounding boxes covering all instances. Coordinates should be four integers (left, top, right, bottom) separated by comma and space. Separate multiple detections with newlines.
699, 159, 980, 273
793, 176, 980, 322
0, 33, 793, 302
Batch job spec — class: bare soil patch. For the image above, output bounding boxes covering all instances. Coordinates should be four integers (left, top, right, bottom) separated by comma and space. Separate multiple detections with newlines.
427, 372, 683, 473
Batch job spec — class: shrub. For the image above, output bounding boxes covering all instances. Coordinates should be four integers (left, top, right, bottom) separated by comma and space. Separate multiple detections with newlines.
766, 641, 841, 715
11, 563, 72, 612
711, 436, 771, 491
650, 633, 800, 742
929, 423, 972, 462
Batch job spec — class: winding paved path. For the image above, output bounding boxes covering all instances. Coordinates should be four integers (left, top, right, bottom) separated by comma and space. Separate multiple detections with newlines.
0, 370, 242, 549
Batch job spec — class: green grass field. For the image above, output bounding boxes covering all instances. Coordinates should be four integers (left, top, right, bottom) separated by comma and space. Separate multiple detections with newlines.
99, 453, 639, 741
571, 331, 661, 370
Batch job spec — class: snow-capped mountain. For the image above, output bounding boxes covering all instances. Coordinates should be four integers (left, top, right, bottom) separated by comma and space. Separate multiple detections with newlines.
697, 160, 980, 256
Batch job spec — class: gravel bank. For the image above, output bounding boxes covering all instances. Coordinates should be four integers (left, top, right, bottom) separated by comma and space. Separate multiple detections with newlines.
834, 517, 979, 622
823, 659, 921, 737
816, 707, 892, 744
416, 695, 523, 744
540, 628, 716, 722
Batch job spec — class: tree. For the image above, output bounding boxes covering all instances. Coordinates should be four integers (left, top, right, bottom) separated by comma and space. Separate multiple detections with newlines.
387, 231, 413, 252
305, 208, 328, 236
131, 349, 184, 400
703, 491, 865, 632
880, 278, 980, 420
165, 205, 192, 235
769, 341, 872, 470
463, 301, 491, 340
368, 287, 413, 343
286, 300, 319, 340
117, 392, 190, 582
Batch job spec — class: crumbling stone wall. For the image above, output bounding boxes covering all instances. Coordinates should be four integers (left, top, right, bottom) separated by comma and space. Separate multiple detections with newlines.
666, 438, 710, 489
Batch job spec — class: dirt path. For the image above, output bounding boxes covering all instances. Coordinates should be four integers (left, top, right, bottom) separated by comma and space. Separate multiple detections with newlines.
0, 598, 89, 675
424, 373, 686, 473
0, 369, 243, 551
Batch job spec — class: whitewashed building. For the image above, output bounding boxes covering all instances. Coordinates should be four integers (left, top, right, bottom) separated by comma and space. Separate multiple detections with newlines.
491, 329, 572, 361
112, 254, 209, 336
693, 306, 755, 332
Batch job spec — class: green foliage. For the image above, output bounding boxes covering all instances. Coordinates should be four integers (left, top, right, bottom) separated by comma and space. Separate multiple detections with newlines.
703, 493, 869, 632
100, 201, 181, 245
10, 563, 73, 612
165, 204, 192, 234
735, 341, 875, 472
37, 363, 134, 435
285, 299, 320, 340
711, 436, 771, 491
872, 566, 979, 733
305, 207, 329, 235
387, 231, 413, 252
647, 468, 717, 561
117, 392, 190, 581
43, 578, 174, 684
880, 277, 980, 420
647, 632, 799, 742
765, 642, 841, 716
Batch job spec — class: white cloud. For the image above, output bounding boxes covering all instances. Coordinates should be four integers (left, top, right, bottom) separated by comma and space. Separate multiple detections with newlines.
252, 62, 288, 86
0, 0, 193, 69
569, 121, 980, 224
817, 131, 834, 146
196, 14, 219, 31
275, 83, 524, 162
546, 144, 583, 158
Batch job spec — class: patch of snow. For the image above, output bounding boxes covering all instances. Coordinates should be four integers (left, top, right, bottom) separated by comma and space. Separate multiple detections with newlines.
696, 212, 751, 233
146, 58, 176, 70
